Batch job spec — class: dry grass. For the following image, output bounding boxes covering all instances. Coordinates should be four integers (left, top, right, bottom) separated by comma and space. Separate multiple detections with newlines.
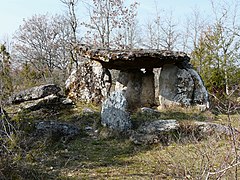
1, 103, 240, 179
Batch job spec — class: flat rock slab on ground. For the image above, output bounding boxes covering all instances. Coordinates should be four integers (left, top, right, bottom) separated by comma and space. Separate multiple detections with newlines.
11, 84, 61, 104
130, 119, 239, 145
19, 94, 60, 111
35, 121, 80, 140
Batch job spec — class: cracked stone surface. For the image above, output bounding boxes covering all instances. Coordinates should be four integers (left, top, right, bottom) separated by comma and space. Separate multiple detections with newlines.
101, 90, 132, 132
77, 44, 190, 70
159, 64, 209, 109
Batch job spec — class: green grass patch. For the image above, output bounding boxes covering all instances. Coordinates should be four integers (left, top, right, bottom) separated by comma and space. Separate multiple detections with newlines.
2, 102, 240, 179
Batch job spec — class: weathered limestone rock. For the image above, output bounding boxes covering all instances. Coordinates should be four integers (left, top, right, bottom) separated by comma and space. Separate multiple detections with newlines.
65, 60, 111, 104
78, 45, 190, 70
101, 90, 132, 132
19, 94, 60, 111
125, 70, 142, 110
35, 121, 80, 140
75, 45, 208, 111
130, 120, 179, 145
130, 119, 239, 145
138, 119, 179, 134
194, 121, 239, 136
10, 84, 74, 112
11, 84, 61, 104
115, 71, 129, 91
140, 107, 159, 114
140, 70, 155, 106
115, 70, 155, 110
158, 64, 209, 110
188, 69, 209, 110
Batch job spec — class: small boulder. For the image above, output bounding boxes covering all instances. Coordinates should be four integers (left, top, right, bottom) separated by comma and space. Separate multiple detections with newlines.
130, 119, 179, 144
61, 98, 74, 105
194, 121, 239, 136
11, 84, 61, 104
19, 94, 59, 111
101, 90, 132, 132
140, 107, 160, 114
82, 107, 95, 114
130, 119, 239, 145
138, 119, 179, 134
35, 121, 80, 140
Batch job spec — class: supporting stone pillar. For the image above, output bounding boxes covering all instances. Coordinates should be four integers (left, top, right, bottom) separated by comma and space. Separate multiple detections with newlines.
158, 64, 209, 110
115, 69, 155, 110
158, 64, 180, 109
141, 69, 155, 107
115, 71, 129, 91
115, 70, 143, 111
125, 70, 143, 111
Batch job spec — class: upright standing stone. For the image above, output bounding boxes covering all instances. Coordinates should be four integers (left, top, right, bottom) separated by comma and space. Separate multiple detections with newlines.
101, 90, 132, 132
158, 64, 209, 110
188, 69, 209, 110
115, 71, 129, 91
141, 69, 155, 107
115, 70, 143, 111
125, 70, 142, 110
65, 60, 111, 104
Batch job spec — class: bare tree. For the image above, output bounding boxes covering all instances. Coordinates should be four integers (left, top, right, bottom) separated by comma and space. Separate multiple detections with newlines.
13, 14, 73, 82
113, 1, 140, 49
160, 11, 180, 51
143, 1, 161, 49
143, 6, 180, 50
61, 0, 79, 69
82, 0, 139, 49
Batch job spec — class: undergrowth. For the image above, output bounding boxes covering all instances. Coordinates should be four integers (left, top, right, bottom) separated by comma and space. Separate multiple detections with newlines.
0, 102, 239, 179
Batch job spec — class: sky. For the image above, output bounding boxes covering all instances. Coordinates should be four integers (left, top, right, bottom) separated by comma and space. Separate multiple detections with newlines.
0, 0, 213, 41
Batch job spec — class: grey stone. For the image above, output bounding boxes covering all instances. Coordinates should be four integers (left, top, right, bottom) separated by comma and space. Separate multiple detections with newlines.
140, 107, 159, 114
188, 69, 209, 110
115, 70, 129, 91
101, 90, 132, 132
11, 84, 61, 104
78, 44, 190, 70
115, 70, 155, 110
130, 133, 160, 145
194, 121, 239, 136
125, 70, 142, 110
130, 119, 179, 145
35, 121, 80, 140
140, 70, 155, 107
158, 64, 209, 110
130, 119, 239, 145
19, 94, 59, 111
61, 98, 74, 105
138, 119, 179, 134
65, 60, 111, 104
82, 107, 95, 114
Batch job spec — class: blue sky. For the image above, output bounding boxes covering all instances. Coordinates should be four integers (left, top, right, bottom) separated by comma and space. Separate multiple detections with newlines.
0, 0, 212, 40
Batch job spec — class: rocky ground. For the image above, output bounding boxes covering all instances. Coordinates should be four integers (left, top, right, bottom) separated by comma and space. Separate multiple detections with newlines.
1, 98, 240, 179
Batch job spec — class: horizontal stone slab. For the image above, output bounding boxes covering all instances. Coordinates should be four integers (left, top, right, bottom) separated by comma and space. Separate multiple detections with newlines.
11, 84, 61, 104
78, 45, 190, 70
